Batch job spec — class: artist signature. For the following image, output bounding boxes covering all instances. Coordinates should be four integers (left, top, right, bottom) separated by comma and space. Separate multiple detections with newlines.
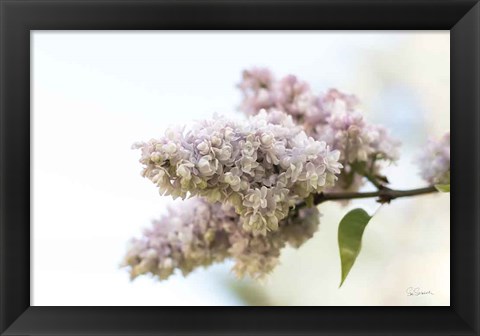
406, 287, 434, 296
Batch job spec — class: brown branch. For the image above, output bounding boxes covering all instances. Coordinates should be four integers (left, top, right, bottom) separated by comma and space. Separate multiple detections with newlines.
363, 172, 385, 190
312, 186, 438, 205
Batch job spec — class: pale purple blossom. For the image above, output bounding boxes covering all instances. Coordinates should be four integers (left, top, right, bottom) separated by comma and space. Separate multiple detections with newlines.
238, 67, 276, 115
122, 198, 320, 280
417, 132, 450, 185
314, 110, 400, 164
133, 111, 341, 235
274, 75, 319, 118
238, 67, 400, 194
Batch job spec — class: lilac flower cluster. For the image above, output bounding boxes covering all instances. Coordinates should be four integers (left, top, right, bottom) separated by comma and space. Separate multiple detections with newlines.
238, 68, 400, 192
417, 132, 450, 185
133, 111, 341, 235
125, 68, 410, 282
123, 198, 320, 280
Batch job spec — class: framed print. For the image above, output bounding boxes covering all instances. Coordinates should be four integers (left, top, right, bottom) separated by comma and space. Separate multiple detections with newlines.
1, 0, 479, 335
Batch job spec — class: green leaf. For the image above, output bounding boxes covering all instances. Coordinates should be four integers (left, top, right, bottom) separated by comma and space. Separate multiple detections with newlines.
338, 208, 372, 287
435, 184, 450, 192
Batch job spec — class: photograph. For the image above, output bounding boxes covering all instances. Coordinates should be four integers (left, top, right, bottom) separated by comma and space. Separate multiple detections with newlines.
3, 0, 480, 334
31, 31, 450, 306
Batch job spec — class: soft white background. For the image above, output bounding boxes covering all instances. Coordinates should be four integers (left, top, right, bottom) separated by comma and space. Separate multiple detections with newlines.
32, 31, 450, 306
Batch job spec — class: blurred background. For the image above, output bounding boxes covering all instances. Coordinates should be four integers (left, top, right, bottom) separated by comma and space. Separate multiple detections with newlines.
32, 31, 449, 306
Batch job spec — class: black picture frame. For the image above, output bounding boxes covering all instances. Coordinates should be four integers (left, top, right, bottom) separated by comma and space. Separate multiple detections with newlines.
1, 0, 478, 335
